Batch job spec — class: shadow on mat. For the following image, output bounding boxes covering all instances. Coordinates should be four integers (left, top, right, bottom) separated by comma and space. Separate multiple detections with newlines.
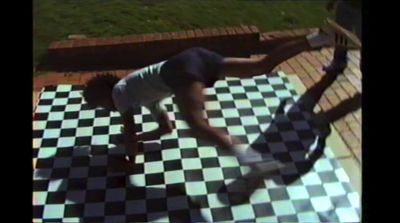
33, 144, 206, 223
219, 71, 361, 205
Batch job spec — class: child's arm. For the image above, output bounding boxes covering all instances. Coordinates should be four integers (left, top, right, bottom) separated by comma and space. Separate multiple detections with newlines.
121, 109, 139, 158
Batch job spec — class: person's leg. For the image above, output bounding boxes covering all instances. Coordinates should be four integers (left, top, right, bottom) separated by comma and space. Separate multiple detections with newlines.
220, 36, 315, 78
219, 19, 360, 79
324, 1, 359, 72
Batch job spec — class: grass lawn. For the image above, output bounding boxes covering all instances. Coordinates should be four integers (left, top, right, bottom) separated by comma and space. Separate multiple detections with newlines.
34, 0, 331, 74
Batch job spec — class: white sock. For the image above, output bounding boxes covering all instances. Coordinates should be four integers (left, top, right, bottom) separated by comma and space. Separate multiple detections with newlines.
306, 31, 333, 48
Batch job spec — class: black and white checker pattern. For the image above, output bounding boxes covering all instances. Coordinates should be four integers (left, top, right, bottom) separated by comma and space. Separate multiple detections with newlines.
33, 72, 360, 222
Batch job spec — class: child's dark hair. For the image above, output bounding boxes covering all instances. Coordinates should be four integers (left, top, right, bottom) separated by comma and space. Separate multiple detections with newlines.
82, 73, 120, 107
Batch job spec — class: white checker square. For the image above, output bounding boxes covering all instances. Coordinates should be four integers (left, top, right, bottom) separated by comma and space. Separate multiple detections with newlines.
126, 200, 146, 214
37, 147, 57, 158
268, 142, 286, 153
68, 90, 82, 98
69, 167, 89, 178
57, 85, 72, 92
286, 185, 310, 200
335, 168, 350, 182
84, 202, 105, 217
196, 147, 217, 158
87, 177, 107, 190
43, 204, 65, 219
142, 122, 158, 132
36, 105, 52, 113
53, 157, 72, 168
250, 188, 271, 204
314, 159, 334, 172
292, 120, 310, 130
202, 167, 224, 181
128, 174, 146, 186
240, 79, 256, 86
256, 216, 279, 223
144, 161, 164, 174
221, 108, 240, 118
61, 119, 79, 129
91, 135, 109, 145
275, 90, 292, 98
162, 149, 181, 161
146, 185, 166, 199
265, 98, 280, 107
296, 212, 320, 222
178, 138, 198, 148
268, 77, 284, 85
105, 188, 126, 202
280, 131, 299, 141
57, 137, 75, 147
52, 98, 68, 106
33, 191, 48, 205
232, 204, 255, 220
65, 104, 81, 112
227, 126, 246, 135
93, 117, 111, 126
175, 120, 189, 129
217, 93, 234, 101
164, 170, 185, 184
79, 110, 95, 119
207, 193, 228, 208
234, 99, 252, 108
205, 101, 221, 110
348, 192, 360, 208
246, 92, 263, 99
208, 117, 227, 127
40, 91, 56, 99
33, 121, 47, 130
336, 207, 360, 222
76, 127, 94, 137
271, 200, 296, 216
167, 196, 188, 210
240, 116, 259, 126
323, 182, 346, 197
229, 86, 246, 93
310, 196, 334, 212
48, 112, 64, 121
182, 158, 202, 170
204, 88, 216, 95
218, 157, 239, 167
252, 107, 270, 116
257, 84, 274, 92
185, 182, 207, 195
301, 172, 323, 185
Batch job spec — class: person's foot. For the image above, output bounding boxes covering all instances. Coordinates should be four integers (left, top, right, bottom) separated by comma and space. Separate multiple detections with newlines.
307, 18, 362, 49
323, 59, 348, 73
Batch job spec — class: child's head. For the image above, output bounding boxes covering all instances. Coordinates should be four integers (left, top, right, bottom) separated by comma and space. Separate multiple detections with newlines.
82, 73, 120, 111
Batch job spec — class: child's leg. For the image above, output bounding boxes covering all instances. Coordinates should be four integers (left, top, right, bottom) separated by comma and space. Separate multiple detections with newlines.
220, 37, 313, 78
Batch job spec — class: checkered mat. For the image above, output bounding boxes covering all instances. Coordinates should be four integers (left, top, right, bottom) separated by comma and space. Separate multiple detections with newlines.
33, 71, 360, 222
